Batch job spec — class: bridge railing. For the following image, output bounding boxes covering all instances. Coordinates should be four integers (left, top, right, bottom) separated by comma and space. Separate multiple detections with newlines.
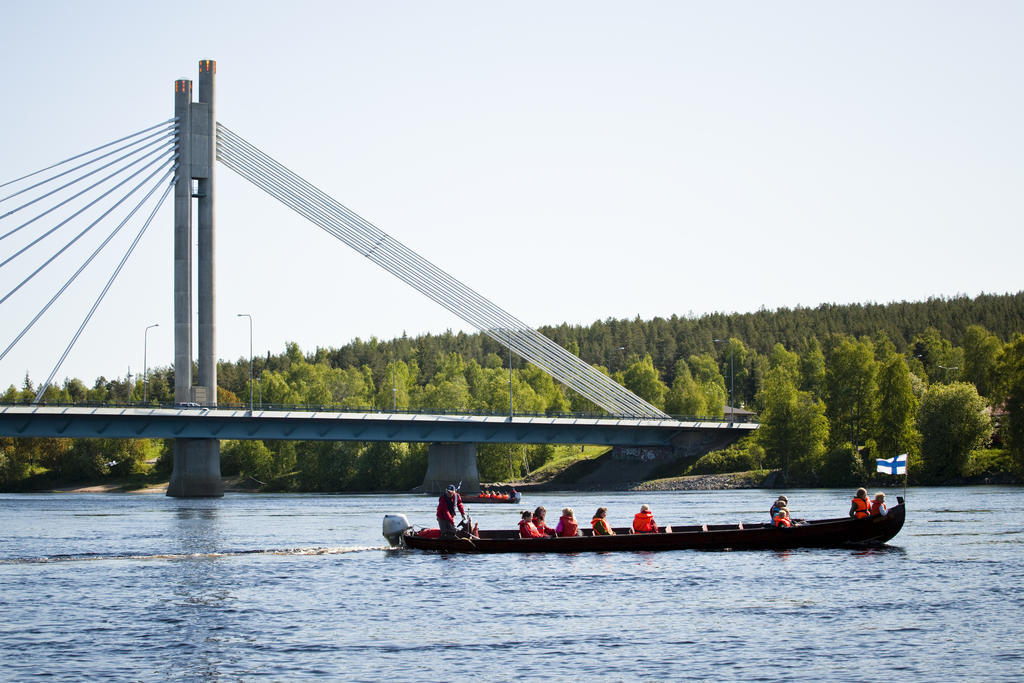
0, 400, 758, 424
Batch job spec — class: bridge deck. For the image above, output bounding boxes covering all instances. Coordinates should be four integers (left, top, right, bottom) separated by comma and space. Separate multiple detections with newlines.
0, 406, 756, 446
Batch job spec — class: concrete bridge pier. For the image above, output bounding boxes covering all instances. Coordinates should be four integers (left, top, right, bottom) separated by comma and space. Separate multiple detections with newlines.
167, 439, 223, 497
421, 443, 480, 494
168, 60, 222, 497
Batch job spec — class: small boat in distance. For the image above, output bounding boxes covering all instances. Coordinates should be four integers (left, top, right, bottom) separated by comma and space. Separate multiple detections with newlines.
458, 489, 522, 504
385, 499, 905, 554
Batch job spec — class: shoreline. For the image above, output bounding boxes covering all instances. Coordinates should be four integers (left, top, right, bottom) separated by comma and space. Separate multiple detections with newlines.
35, 470, 1021, 495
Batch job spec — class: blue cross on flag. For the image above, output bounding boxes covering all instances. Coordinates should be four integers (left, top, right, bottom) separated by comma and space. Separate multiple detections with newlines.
877, 453, 907, 475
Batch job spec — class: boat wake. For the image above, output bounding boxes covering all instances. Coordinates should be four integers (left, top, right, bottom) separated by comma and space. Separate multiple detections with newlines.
0, 545, 390, 564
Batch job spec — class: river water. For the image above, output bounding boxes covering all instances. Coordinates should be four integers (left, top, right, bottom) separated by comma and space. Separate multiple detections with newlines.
0, 487, 1021, 681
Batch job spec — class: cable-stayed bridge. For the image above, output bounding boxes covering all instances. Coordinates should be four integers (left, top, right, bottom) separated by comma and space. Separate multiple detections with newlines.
0, 60, 755, 496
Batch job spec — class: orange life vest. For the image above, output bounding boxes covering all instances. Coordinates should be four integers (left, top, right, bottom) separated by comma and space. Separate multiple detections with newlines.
851, 497, 870, 519
870, 500, 887, 516
592, 518, 613, 535
773, 513, 792, 528
558, 516, 578, 537
518, 519, 544, 538
632, 511, 658, 533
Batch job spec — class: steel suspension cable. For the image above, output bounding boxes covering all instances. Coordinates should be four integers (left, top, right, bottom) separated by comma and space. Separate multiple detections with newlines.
215, 134, 641, 415
0, 142, 174, 269
0, 153, 176, 307
0, 122, 176, 207
214, 128, 650, 413
215, 132, 655, 416
214, 131, 638, 413
1, 163, 177, 364
1, 127, 176, 219
216, 125, 667, 418
0, 119, 175, 190
216, 129, 663, 417
32, 166, 177, 404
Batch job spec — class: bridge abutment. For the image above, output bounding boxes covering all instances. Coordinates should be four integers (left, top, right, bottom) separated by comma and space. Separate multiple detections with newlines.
421, 443, 480, 494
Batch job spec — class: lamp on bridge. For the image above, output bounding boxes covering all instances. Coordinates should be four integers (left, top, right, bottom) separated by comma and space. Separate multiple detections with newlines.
144, 323, 159, 404
237, 313, 253, 412
713, 338, 735, 424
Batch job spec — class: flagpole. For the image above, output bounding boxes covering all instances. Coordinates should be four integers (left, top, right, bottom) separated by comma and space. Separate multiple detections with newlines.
904, 456, 908, 502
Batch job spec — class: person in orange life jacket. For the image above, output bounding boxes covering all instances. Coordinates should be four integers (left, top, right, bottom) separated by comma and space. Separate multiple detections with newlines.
518, 510, 546, 538
555, 507, 580, 537
592, 507, 615, 536
769, 495, 788, 522
870, 492, 887, 516
773, 507, 792, 527
532, 506, 556, 536
436, 484, 466, 537
632, 504, 659, 533
850, 487, 871, 519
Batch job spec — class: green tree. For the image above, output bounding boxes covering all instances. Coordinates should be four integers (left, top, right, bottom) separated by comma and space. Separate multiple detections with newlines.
798, 337, 826, 399
665, 360, 706, 417
917, 382, 991, 481
768, 343, 800, 384
825, 337, 878, 454
912, 327, 964, 384
875, 354, 920, 460
963, 325, 1001, 399
996, 335, 1024, 472
622, 354, 667, 410
224, 440, 277, 483
756, 367, 829, 480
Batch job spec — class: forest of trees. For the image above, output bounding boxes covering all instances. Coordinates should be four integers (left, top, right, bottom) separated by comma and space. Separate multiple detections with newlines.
2, 292, 1024, 490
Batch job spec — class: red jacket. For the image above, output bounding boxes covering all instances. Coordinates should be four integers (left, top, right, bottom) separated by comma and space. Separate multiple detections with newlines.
519, 519, 545, 538
533, 516, 555, 536
436, 492, 465, 523
632, 511, 659, 533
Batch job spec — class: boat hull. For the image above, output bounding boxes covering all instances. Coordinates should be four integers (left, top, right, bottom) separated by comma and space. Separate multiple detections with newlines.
402, 503, 905, 554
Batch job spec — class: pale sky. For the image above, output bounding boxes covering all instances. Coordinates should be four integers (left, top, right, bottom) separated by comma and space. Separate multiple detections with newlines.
1, 1, 1021, 388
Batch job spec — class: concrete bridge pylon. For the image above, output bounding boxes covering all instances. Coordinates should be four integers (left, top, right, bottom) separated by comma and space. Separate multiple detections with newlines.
167, 60, 222, 498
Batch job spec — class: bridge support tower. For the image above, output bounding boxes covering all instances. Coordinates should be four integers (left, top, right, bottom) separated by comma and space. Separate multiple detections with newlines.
168, 60, 222, 497
421, 443, 480, 494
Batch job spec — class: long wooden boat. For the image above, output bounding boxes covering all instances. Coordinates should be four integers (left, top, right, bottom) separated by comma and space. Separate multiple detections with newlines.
399, 500, 905, 553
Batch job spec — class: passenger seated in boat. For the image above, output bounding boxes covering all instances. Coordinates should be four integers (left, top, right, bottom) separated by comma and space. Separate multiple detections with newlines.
555, 507, 580, 537
532, 506, 556, 536
769, 495, 788, 522
632, 504, 659, 533
850, 488, 871, 519
591, 507, 615, 536
870, 492, 887, 516
518, 510, 546, 538
773, 507, 792, 527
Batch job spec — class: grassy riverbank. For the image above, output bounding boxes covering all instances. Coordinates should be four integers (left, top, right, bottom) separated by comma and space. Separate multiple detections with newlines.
9, 443, 1020, 494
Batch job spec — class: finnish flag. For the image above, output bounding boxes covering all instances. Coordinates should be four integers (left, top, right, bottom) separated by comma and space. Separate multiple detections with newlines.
877, 453, 907, 475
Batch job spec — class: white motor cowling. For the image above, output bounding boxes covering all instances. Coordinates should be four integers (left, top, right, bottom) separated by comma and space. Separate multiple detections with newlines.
382, 514, 412, 547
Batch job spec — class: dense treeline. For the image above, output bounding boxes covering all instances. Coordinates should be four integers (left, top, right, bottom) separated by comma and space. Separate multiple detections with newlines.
2, 292, 1024, 490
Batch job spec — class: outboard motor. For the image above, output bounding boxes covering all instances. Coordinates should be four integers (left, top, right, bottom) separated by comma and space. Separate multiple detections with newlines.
382, 514, 412, 547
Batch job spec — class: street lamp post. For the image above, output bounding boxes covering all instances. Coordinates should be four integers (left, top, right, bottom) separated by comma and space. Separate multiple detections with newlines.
237, 314, 253, 412
714, 338, 735, 423
508, 329, 513, 420
143, 323, 159, 404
